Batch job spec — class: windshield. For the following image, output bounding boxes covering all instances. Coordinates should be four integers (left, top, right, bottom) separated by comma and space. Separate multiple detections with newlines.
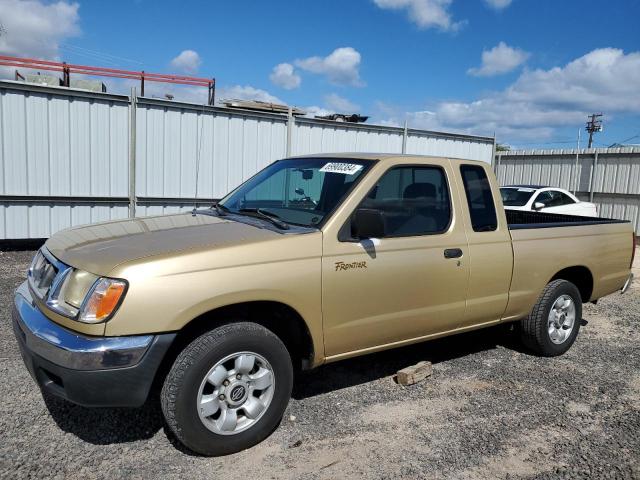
218, 158, 374, 228
500, 187, 536, 206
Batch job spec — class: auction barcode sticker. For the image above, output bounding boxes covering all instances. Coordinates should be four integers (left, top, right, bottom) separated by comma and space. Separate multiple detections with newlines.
319, 162, 364, 175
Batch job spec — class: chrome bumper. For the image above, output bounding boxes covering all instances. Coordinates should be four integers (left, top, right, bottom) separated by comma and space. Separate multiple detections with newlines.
621, 273, 634, 294
13, 281, 152, 370
13, 281, 176, 407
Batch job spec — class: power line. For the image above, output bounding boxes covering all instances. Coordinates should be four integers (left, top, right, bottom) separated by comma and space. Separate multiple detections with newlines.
509, 139, 576, 146
609, 132, 640, 147
59, 43, 144, 68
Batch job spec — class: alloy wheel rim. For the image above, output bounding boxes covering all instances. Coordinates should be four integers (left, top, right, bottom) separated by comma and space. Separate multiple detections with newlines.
196, 351, 275, 435
547, 294, 576, 344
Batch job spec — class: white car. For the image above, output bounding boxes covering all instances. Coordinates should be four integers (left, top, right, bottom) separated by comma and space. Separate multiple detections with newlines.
500, 185, 598, 217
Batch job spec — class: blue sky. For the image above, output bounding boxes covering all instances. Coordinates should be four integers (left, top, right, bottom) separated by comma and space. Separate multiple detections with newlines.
1, 0, 639, 148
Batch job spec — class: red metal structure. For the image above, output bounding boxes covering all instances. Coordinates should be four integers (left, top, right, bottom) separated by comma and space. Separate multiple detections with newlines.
0, 54, 216, 105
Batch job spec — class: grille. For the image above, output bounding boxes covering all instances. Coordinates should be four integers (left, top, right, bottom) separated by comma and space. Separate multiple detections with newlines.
27, 249, 79, 318
28, 250, 58, 299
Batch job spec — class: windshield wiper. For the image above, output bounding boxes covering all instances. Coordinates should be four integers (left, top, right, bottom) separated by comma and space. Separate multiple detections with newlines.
214, 203, 230, 216
191, 208, 217, 217
238, 208, 290, 230
192, 203, 229, 217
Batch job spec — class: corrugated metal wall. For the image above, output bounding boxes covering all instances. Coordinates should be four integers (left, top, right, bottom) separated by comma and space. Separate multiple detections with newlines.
291, 118, 404, 155
0, 80, 494, 239
0, 85, 131, 239
495, 147, 640, 234
406, 131, 494, 162
134, 99, 289, 217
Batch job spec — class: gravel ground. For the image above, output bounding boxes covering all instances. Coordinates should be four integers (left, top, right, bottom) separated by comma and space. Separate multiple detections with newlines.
1, 248, 638, 480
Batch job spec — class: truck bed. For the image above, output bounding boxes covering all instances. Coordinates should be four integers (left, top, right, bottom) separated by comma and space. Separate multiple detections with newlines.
503, 209, 633, 322
506, 210, 630, 230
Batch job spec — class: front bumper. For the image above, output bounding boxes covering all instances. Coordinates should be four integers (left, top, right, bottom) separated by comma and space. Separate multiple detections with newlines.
12, 281, 175, 407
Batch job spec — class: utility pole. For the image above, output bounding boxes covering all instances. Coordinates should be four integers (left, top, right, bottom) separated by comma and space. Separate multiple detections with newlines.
585, 113, 603, 148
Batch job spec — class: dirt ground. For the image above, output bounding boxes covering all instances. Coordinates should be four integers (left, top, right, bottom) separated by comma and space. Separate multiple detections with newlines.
1, 249, 638, 480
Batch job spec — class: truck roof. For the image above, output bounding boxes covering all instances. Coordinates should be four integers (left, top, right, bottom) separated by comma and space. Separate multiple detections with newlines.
288, 152, 487, 163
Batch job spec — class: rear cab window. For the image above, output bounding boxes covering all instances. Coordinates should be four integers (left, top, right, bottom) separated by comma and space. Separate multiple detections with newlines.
460, 165, 498, 232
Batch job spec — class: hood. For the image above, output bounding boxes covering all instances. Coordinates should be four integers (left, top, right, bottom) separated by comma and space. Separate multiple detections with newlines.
45, 213, 280, 276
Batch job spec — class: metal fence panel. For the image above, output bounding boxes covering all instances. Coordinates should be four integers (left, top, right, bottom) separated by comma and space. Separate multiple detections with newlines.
576, 193, 640, 233
291, 119, 405, 156
0, 204, 129, 239
0, 81, 495, 239
0, 88, 129, 198
497, 148, 640, 234
135, 204, 196, 217
406, 132, 494, 162
496, 154, 592, 192
594, 153, 640, 195
135, 102, 288, 200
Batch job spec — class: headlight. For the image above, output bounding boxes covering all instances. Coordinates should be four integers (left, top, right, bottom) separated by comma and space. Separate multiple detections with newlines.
48, 270, 127, 324
78, 277, 128, 324
28, 248, 127, 324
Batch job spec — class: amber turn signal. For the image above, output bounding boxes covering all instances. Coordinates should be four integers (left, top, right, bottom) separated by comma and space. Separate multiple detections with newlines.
79, 278, 127, 323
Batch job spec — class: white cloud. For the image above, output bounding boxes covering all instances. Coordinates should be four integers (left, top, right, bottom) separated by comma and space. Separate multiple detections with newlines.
468, 42, 529, 77
295, 47, 364, 87
505, 48, 640, 112
303, 105, 334, 118
269, 62, 301, 90
0, 0, 80, 60
170, 50, 201, 74
377, 48, 640, 143
372, 0, 463, 31
217, 85, 283, 104
108, 80, 282, 106
324, 93, 360, 112
483, 0, 512, 10
302, 95, 360, 118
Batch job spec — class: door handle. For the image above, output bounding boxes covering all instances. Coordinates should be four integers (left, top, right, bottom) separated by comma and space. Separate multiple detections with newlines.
444, 248, 463, 259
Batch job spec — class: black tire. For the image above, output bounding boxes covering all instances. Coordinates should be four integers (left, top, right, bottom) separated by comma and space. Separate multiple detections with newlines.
520, 279, 582, 357
161, 322, 293, 456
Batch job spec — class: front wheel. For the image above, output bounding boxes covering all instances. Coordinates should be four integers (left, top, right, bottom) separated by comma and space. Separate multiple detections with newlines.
161, 322, 293, 456
520, 279, 582, 357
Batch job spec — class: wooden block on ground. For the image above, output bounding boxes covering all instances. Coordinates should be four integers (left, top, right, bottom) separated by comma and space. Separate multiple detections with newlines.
396, 361, 433, 386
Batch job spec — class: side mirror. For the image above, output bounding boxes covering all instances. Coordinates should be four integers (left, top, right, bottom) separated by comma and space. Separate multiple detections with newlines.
533, 202, 545, 211
295, 187, 305, 196
352, 208, 385, 239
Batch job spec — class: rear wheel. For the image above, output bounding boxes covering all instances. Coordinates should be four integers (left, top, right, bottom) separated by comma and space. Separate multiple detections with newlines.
161, 322, 293, 456
520, 279, 582, 356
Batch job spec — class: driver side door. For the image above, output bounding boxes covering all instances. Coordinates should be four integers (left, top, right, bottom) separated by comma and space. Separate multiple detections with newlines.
321, 160, 470, 359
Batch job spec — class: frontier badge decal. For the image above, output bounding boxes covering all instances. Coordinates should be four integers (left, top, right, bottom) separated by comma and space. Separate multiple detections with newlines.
335, 261, 367, 272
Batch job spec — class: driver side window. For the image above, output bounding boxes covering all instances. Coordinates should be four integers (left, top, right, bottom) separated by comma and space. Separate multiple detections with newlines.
359, 165, 451, 237
535, 191, 553, 206
536, 190, 575, 208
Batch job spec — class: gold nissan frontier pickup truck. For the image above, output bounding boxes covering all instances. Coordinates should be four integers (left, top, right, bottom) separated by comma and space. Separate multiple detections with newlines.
13, 154, 635, 455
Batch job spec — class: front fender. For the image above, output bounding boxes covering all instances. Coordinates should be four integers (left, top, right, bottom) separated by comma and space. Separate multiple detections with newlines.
104, 256, 324, 363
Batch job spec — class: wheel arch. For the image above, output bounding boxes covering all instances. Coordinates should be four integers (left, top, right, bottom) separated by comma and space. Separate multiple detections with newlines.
155, 300, 316, 389
549, 265, 594, 302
